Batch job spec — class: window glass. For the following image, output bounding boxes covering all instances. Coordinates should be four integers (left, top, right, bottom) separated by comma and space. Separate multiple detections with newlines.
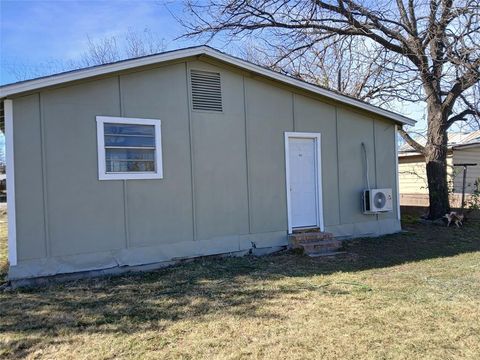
104, 123, 156, 173
106, 148, 155, 161
104, 123, 155, 136
106, 160, 155, 172
104, 135, 155, 147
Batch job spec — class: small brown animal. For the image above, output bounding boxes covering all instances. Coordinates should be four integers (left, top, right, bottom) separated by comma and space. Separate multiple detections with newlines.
444, 212, 464, 228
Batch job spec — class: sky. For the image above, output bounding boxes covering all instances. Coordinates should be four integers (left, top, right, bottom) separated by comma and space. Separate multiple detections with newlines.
0, 0, 200, 84
0, 0, 426, 130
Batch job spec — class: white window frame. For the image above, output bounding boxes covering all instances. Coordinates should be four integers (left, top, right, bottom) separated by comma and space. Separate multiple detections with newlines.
96, 116, 163, 180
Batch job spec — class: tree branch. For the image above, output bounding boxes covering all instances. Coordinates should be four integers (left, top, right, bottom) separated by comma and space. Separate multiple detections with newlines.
442, 61, 480, 112
398, 128, 426, 154
446, 109, 476, 129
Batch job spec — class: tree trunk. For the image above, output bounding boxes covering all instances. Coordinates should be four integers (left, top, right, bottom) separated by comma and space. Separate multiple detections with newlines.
424, 109, 450, 219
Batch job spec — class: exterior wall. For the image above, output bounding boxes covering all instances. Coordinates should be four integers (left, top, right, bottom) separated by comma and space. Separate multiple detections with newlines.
9, 60, 401, 279
12, 95, 47, 261
293, 94, 339, 226
399, 150, 480, 207
398, 155, 430, 195
119, 63, 194, 248
399, 155, 456, 194
188, 61, 250, 241
452, 147, 480, 194
41, 78, 126, 257
244, 77, 293, 233
374, 119, 400, 225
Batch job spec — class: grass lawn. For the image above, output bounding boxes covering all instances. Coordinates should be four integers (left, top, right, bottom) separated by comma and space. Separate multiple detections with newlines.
1, 214, 479, 359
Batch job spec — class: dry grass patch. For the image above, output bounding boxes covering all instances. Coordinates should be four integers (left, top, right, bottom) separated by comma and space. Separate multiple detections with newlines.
0, 217, 479, 359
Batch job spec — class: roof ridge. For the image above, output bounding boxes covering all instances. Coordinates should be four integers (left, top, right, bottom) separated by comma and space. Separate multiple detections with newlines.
0, 45, 415, 126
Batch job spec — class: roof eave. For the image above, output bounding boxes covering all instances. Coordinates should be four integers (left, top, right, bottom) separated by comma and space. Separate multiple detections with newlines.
398, 151, 423, 157
202, 48, 415, 126
0, 45, 416, 126
0, 46, 208, 98
452, 141, 480, 150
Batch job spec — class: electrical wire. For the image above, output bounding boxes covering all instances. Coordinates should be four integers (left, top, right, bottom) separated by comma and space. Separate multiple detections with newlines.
361, 142, 370, 190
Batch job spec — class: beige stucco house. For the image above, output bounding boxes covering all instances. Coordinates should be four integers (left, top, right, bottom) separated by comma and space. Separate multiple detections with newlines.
398, 131, 480, 207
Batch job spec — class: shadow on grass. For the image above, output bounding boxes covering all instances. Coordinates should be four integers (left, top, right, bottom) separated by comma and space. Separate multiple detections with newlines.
1, 220, 479, 358
339, 219, 480, 271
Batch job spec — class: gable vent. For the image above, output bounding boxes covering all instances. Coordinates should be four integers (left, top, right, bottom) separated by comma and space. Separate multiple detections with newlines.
190, 70, 223, 112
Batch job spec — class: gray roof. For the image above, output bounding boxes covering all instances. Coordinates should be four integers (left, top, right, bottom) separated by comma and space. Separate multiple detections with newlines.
399, 130, 480, 154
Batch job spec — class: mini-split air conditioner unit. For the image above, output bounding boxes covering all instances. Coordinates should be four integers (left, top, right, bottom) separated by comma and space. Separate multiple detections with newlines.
363, 188, 393, 214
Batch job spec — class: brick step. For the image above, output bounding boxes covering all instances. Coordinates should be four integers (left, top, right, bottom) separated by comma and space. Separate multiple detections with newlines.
289, 231, 334, 245
292, 227, 320, 234
289, 231, 343, 255
299, 239, 343, 254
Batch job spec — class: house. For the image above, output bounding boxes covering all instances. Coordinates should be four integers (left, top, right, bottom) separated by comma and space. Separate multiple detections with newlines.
0, 46, 415, 280
399, 131, 480, 207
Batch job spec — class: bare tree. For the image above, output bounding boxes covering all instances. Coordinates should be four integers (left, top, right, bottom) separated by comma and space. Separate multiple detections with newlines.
244, 36, 421, 107
80, 28, 166, 67
5, 28, 167, 82
182, 0, 480, 219
124, 28, 166, 58
80, 35, 121, 67
79, 29, 165, 67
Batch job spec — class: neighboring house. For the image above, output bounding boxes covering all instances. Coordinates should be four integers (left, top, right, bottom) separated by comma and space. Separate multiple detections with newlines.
0, 46, 415, 280
398, 131, 480, 207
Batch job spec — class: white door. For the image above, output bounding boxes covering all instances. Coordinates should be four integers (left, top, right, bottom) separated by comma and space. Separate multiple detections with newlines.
288, 137, 318, 228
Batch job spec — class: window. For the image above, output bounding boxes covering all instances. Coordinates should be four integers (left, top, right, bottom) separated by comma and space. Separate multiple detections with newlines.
96, 116, 163, 180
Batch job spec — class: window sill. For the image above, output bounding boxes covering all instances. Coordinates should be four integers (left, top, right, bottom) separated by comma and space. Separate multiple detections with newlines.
99, 172, 163, 181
